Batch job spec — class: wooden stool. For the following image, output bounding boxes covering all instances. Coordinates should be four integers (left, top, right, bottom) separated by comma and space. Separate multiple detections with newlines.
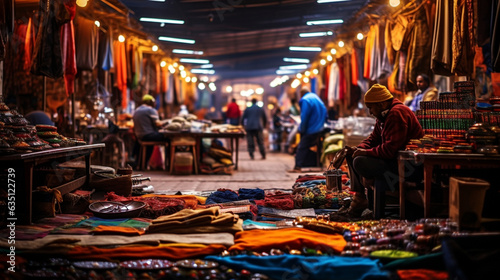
170, 137, 198, 174
138, 140, 169, 171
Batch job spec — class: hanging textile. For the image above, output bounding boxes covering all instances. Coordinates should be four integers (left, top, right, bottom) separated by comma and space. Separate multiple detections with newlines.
23, 18, 35, 72
337, 56, 346, 101
0, 0, 14, 61
323, 63, 330, 101
31, 0, 71, 78
74, 16, 98, 71
99, 28, 114, 71
371, 21, 392, 81
155, 61, 160, 95
113, 39, 127, 109
385, 19, 396, 66
61, 0, 76, 96
451, 0, 475, 76
342, 53, 351, 105
310, 77, 317, 94
407, 5, 433, 86
327, 62, 340, 107
363, 25, 376, 80
166, 72, 174, 104
431, 0, 453, 76
174, 74, 182, 104
491, 0, 500, 72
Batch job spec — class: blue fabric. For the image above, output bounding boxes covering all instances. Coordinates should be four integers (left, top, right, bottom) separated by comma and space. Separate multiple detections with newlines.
298, 179, 326, 188
299, 92, 327, 135
238, 188, 265, 200
205, 255, 390, 280
205, 190, 239, 204
408, 91, 424, 112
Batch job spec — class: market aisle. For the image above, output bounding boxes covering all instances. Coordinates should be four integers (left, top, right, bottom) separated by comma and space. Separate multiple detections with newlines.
137, 141, 313, 194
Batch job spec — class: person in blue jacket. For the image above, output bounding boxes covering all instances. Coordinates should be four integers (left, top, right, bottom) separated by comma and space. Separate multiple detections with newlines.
289, 87, 327, 171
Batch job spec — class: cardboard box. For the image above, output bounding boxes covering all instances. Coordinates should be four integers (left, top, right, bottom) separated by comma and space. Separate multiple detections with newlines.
449, 177, 490, 229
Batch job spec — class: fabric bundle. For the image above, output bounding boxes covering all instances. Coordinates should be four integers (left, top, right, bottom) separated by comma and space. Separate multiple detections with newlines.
147, 207, 242, 234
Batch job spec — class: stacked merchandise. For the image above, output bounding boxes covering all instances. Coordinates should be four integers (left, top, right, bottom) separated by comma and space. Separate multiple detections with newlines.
417, 81, 475, 139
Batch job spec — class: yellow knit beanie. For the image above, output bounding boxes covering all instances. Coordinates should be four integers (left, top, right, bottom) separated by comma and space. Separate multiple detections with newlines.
142, 94, 155, 103
364, 84, 394, 103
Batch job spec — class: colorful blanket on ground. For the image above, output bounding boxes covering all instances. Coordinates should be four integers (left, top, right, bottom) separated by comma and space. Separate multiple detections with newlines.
0, 214, 87, 240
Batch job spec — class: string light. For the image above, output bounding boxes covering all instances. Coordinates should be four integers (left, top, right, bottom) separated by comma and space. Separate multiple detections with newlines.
185, 76, 191, 82
226, 85, 233, 93
152, 45, 159, 52
330, 48, 336, 55
296, 73, 302, 79
303, 77, 309, 83
389, 0, 400, 7
338, 41, 344, 47
76, 0, 88, 7
357, 33, 364, 40
160, 61, 167, 67
118, 35, 125, 42
312, 69, 319, 75
320, 59, 326, 65
327, 55, 333, 61
191, 77, 197, 83
305, 71, 311, 77
179, 65, 185, 71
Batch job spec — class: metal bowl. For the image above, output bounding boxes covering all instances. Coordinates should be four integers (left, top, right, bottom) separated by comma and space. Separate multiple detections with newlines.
89, 201, 146, 219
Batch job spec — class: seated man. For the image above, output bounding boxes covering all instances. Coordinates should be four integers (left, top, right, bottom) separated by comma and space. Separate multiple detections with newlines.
344, 84, 424, 217
132, 94, 167, 169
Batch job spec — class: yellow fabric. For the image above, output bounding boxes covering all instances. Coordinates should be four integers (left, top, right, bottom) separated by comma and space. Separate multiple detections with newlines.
142, 94, 155, 102
364, 84, 394, 103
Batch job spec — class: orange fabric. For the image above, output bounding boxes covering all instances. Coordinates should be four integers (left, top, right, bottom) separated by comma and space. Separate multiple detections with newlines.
351, 48, 359, 85
363, 25, 375, 79
113, 40, 128, 109
141, 194, 204, 208
229, 228, 346, 253
67, 244, 226, 261
397, 269, 448, 280
92, 225, 144, 236
24, 17, 35, 72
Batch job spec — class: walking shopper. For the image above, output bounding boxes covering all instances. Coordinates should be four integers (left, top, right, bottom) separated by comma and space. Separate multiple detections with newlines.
289, 87, 327, 171
226, 98, 241, 125
343, 84, 424, 217
241, 98, 267, 160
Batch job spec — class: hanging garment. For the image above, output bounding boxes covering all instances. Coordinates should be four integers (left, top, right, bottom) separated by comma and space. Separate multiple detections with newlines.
31, 0, 71, 78
323, 63, 330, 101
451, 0, 475, 76
491, 0, 500, 71
351, 48, 359, 86
113, 40, 127, 109
385, 19, 396, 66
75, 16, 99, 70
61, 0, 77, 96
431, 0, 453, 76
337, 56, 346, 101
407, 6, 433, 85
0, 0, 14, 61
23, 18, 36, 72
371, 21, 392, 81
99, 28, 114, 71
364, 25, 376, 80
327, 62, 340, 106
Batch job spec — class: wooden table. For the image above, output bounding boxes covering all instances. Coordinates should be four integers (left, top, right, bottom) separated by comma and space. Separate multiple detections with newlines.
0, 144, 104, 224
159, 130, 245, 171
398, 151, 500, 219
81, 125, 131, 144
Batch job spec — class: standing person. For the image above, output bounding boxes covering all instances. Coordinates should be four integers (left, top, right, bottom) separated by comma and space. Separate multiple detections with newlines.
132, 94, 167, 168
289, 98, 300, 116
226, 98, 241, 125
289, 87, 327, 172
241, 98, 267, 160
343, 84, 424, 217
272, 107, 283, 151
406, 74, 439, 112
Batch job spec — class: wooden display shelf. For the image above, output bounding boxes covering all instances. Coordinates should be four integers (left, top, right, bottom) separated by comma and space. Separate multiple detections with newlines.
0, 144, 105, 224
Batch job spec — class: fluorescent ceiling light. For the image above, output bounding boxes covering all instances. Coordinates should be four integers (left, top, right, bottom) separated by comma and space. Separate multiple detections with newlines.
289, 46, 322, 52
179, 58, 210, 64
158, 36, 195, 44
284, 58, 310, 63
279, 64, 308, 70
276, 69, 298, 75
306, 19, 343, 25
299, 31, 333, 38
317, 0, 350, 3
200, 64, 213, 68
191, 69, 215, 74
149, 0, 166, 2
172, 49, 204, 55
140, 17, 184, 25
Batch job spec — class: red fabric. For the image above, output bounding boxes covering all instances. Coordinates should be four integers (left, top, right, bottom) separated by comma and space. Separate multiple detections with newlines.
324, 64, 330, 100
226, 101, 241, 119
397, 269, 448, 280
351, 48, 359, 85
23, 18, 35, 72
358, 99, 424, 159
295, 175, 326, 183
264, 193, 294, 210
68, 244, 227, 261
61, 0, 76, 96
113, 40, 128, 108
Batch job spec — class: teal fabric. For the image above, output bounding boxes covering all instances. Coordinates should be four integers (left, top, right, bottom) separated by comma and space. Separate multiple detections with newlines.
205, 255, 390, 280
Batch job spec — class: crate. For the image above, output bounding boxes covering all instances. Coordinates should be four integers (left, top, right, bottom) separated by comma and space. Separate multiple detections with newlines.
449, 177, 490, 229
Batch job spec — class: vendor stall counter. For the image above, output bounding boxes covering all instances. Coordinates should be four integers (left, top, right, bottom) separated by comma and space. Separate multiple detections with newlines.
0, 144, 104, 224
398, 151, 500, 219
